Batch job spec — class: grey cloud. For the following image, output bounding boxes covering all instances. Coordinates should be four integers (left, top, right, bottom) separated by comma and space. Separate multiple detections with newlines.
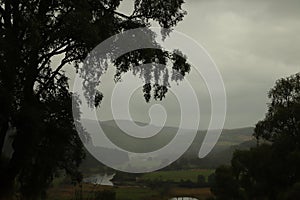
69, 0, 300, 129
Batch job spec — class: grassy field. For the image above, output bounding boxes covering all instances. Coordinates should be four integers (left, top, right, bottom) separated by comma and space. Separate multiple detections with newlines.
115, 187, 159, 200
47, 169, 215, 200
141, 169, 215, 182
47, 184, 212, 200
48, 183, 161, 200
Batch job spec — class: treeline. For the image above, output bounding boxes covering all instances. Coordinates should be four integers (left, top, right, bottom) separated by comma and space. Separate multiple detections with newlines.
210, 73, 300, 200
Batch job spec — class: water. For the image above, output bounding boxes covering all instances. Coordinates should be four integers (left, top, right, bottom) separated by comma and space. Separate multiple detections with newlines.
82, 173, 115, 186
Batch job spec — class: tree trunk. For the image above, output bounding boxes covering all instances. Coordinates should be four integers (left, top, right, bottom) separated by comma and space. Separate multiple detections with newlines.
0, 118, 9, 156
0, 147, 24, 199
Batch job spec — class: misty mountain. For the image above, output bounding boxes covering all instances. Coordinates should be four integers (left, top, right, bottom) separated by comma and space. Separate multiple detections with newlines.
80, 119, 255, 171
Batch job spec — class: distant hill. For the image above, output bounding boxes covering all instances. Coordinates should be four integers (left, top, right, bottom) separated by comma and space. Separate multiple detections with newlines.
81, 119, 253, 152
1, 119, 255, 174
193, 139, 257, 168
80, 119, 255, 171
184, 127, 254, 157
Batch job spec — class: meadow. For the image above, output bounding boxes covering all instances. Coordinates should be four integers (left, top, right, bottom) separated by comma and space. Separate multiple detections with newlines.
47, 184, 212, 200
141, 169, 215, 182
47, 169, 215, 200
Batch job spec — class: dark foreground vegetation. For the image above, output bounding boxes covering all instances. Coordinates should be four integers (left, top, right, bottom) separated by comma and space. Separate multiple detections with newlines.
211, 73, 300, 200
0, 0, 190, 199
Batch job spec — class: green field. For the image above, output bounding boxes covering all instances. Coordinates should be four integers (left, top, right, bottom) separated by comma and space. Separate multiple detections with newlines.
48, 185, 165, 200
47, 169, 215, 200
47, 184, 213, 200
116, 187, 159, 200
141, 169, 215, 182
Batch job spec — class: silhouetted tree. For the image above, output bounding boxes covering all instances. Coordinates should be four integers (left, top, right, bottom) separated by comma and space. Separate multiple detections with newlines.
0, 0, 190, 199
283, 182, 300, 200
197, 175, 206, 187
254, 73, 300, 149
253, 73, 300, 198
207, 173, 216, 187
231, 145, 277, 199
213, 73, 300, 200
211, 165, 242, 200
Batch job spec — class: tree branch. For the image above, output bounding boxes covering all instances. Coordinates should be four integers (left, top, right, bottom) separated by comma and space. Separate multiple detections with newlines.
37, 39, 75, 72
3, 0, 12, 28
0, 4, 4, 16
113, 11, 131, 19
37, 46, 67, 71
36, 57, 76, 96
113, 10, 143, 20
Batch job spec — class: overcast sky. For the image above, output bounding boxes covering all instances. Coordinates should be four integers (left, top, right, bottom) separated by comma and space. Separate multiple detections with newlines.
72, 0, 300, 130
177, 0, 300, 129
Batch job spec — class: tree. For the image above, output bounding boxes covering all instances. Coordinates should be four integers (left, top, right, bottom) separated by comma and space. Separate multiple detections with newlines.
197, 175, 206, 187
212, 72, 300, 200
0, 0, 190, 199
231, 145, 279, 199
207, 173, 216, 186
254, 73, 300, 146
283, 182, 300, 200
210, 165, 242, 200
252, 72, 300, 199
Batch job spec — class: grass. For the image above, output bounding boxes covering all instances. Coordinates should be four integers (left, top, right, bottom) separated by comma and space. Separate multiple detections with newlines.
47, 184, 160, 200
115, 187, 159, 200
47, 185, 213, 200
141, 169, 215, 182
47, 169, 215, 200
169, 187, 212, 200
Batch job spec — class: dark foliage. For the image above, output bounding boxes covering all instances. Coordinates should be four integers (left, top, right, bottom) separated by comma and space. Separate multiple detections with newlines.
0, 0, 189, 199
212, 73, 300, 200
